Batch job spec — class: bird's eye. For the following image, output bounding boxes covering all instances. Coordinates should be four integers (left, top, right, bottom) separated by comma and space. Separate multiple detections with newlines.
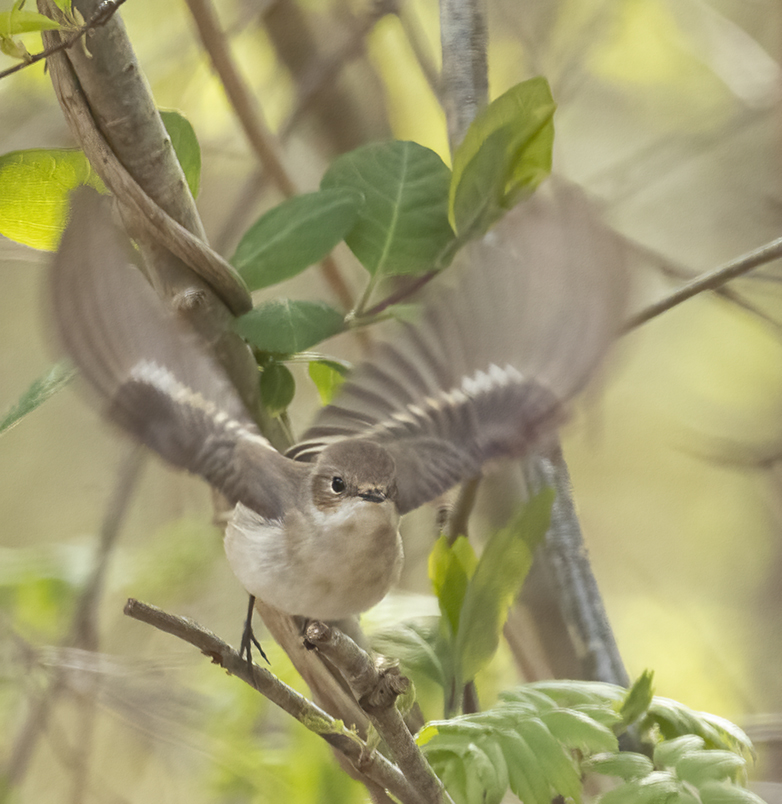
331, 476, 346, 493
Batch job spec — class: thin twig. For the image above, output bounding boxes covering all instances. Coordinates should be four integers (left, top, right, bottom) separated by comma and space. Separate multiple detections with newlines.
397, 4, 441, 100
123, 600, 422, 804
183, 0, 354, 310
0, 0, 127, 81
625, 237, 782, 333
623, 234, 782, 332
277, 1, 395, 142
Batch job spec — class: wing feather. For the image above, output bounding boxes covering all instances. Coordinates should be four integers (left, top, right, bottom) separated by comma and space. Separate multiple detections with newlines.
51, 189, 299, 520
291, 184, 628, 513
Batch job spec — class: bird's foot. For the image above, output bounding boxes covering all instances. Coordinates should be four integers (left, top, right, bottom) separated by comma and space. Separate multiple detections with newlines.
240, 595, 269, 667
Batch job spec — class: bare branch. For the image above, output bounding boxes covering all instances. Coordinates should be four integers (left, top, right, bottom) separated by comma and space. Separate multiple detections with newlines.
123, 599, 423, 804
437, 0, 627, 690
183, 0, 354, 310
624, 234, 782, 332
439, 0, 488, 149
305, 622, 446, 804
529, 449, 630, 687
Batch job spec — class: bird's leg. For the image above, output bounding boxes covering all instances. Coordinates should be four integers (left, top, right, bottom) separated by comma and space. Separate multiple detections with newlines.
240, 594, 269, 666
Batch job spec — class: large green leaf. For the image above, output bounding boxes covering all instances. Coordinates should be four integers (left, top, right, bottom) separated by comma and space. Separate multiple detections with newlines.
320, 141, 454, 276
232, 189, 363, 291
454, 488, 554, 683
0, 149, 105, 251
234, 299, 344, 354
0, 362, 75, 437
450, 77, 556, 237
160, 110, 201, 199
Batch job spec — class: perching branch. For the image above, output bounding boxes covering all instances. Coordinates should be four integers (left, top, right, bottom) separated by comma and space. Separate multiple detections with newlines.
305, 621, 447, 804
123, 600, 426, 804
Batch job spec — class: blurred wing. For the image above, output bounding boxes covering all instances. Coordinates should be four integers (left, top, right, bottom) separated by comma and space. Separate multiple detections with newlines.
50, 188, 298, 520
289, 184, 628, 514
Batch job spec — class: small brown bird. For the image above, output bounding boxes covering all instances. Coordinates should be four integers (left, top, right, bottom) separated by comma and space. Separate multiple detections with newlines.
50, 185, 626, 623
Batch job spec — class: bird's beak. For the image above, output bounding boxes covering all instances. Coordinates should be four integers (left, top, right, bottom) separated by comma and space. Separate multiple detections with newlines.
359, 490, 386, 504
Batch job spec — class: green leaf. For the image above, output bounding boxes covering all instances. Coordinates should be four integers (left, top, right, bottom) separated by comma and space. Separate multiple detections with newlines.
699, 781, 767, 804
598, 771, 686, 804
232, 190, 363, 291
644, 698, 755, 756
454, 488, 554, 683
0, 362, 75, 437
621, 669, 655, 727
676, 751, 746, 786
450, 77, 556, 237
320, 141, 454, 276
234, 299, 344, 354
0, 9, 61, 35
260, 362, 295, 416
308, 359, 347, 405
371, 618, 446, 688
0, 149, 105, 251
160, 110, 201, 199
541, 708, 619, 755
512, 718, 581, 802
428, 535, 477, 637
500, 727, 562, 804
585, 751, 655, 781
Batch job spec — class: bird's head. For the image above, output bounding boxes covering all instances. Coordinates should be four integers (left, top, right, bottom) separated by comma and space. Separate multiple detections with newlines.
311, 440, 398, 512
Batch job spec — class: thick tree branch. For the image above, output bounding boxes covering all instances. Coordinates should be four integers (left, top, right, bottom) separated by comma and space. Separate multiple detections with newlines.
437, 0, 628, 688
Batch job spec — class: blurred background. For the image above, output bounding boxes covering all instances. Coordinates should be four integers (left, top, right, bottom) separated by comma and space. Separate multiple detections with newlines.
2, 0, 782, 800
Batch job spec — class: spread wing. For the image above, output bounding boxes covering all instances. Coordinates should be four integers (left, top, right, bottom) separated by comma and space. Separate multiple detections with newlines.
289, 184, 628, 514
50, 188, 300, 520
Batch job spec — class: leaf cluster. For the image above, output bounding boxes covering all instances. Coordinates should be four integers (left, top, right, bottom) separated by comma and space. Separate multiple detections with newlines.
417, 674, 762, 804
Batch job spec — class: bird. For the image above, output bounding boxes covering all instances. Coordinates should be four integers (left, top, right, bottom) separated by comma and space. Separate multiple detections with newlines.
50, 185, 627, 637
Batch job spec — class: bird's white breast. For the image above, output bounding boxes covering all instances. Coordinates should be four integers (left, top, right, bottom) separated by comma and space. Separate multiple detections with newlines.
223, 499, 403, 620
